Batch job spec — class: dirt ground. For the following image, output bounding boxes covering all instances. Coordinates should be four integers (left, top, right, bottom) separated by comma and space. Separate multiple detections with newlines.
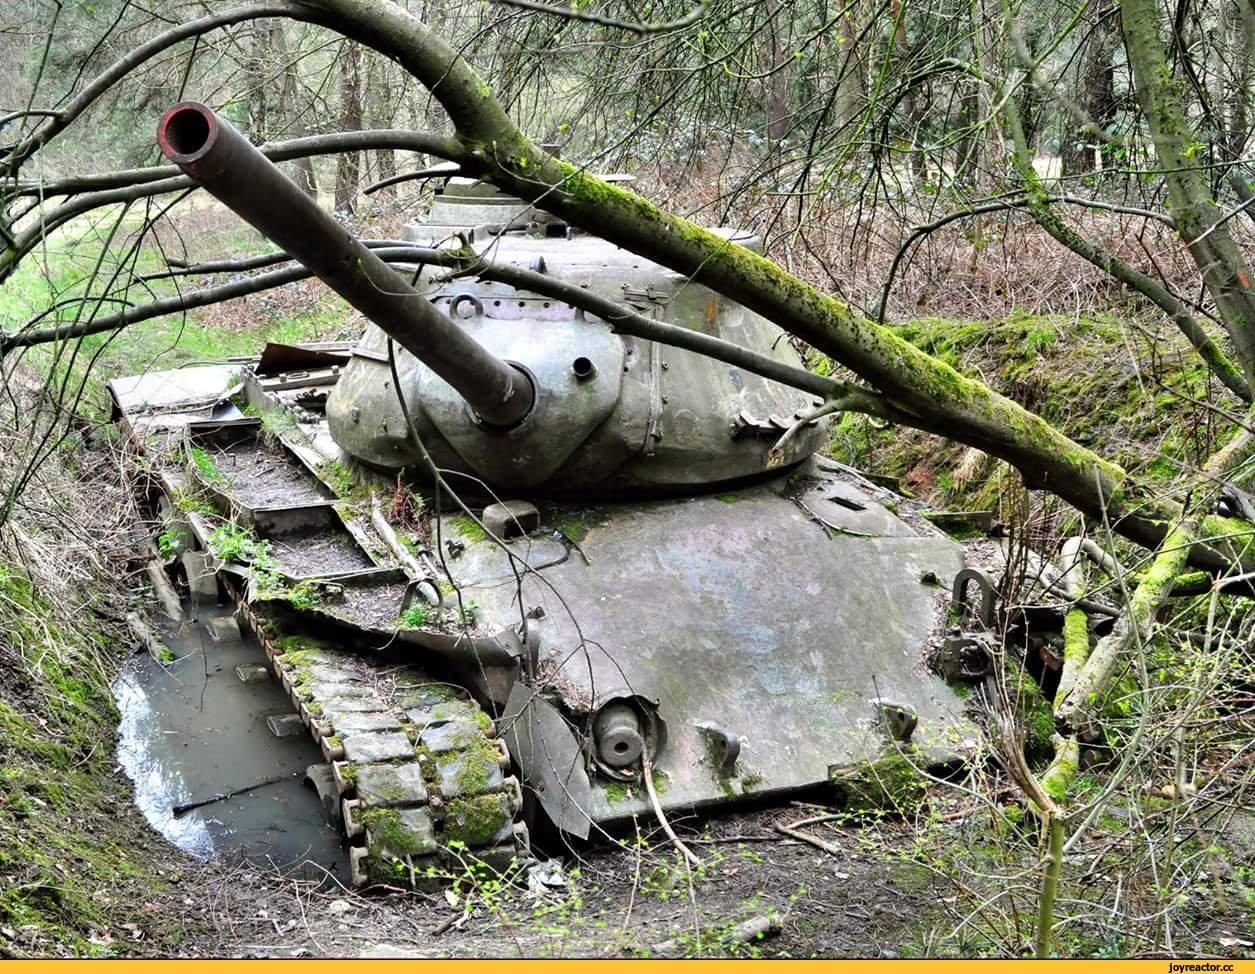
113, 800, 955, 959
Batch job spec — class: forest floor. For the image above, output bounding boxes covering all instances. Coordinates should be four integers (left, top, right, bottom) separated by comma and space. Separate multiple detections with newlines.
2, 201, 1253, 959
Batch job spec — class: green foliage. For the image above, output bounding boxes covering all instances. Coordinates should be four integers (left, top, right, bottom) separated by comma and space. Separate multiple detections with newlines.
398, 604, 429, 629
285, 582, 321, 611
188, 446, 227, 485
171, 487, 215, 517
207, 523, 270, 565
155, 527, 183, 560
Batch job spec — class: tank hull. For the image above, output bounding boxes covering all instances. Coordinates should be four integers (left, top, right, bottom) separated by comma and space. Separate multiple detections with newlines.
110, 358, 974, 866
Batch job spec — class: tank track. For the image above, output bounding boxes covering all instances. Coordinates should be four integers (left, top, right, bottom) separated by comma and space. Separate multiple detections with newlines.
232, 589, 528, 888
135, 402, 529, 888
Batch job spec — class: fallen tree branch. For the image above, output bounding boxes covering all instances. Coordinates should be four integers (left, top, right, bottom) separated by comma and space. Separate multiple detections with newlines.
773, 812, 844, 855
1055, 521, 1198, 730
488, 0, 709, 34
172, 771, 301, 817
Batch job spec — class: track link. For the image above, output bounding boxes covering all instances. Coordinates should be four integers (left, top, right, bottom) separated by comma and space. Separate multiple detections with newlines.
235, 591, 528, 888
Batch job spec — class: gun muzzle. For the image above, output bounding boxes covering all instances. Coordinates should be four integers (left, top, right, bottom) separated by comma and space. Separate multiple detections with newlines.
157, 101, 534, 428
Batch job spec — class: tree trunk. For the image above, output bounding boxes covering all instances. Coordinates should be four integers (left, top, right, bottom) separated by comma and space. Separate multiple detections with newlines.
890, 0, 926, 178
1061, 12, 1117, 178
764, 0, 793, 142
247, 20, 272, 141
334, 40, 362, 214
365, 55, 398, 201
835, 0, 866, 130
1121, 0, 1255, 387
1223, 1, 1255, 162
269, 21, 318, 199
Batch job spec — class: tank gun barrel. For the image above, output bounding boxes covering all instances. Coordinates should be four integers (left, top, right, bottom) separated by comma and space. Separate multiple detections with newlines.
156, 102, 533, 428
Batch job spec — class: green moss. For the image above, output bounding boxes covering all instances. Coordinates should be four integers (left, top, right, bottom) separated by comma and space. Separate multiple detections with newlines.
604, 781, 630, 805
1040, 737, 1079, 805
436, 750, 493, 796
0, 562, 171, 952
740, 771, 764, 791
449, 514, 487, 543
919, 511, 986, 540
557, 509, 604, 543
718, 494, 738, 504
362, 807, 428, 856
1062, 610, 1090, 668
443, 794, 509, 846
831, 748, 929, 814
1006, 656, 1055, 761
828, 312, 1229, 515
398, 682, 464, 710
274, 634, 332, 655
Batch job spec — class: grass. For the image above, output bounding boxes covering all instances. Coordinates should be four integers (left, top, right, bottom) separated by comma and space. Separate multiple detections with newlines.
1, 207, 354, 421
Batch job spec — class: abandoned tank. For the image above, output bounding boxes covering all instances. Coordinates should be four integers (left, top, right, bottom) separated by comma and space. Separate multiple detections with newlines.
109, 102, 977, 886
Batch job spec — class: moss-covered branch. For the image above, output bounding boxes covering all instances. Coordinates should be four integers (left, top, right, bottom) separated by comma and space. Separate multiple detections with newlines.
285, 0, 1255, 568
1055, 521, 1198, 730
1002, 72, 1251, 403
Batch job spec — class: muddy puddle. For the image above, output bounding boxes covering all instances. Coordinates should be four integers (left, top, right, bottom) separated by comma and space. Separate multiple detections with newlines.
114, 603, 349, 883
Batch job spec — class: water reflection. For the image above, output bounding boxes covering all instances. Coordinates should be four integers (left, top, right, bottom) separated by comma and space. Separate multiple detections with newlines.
114, 604, 348, 880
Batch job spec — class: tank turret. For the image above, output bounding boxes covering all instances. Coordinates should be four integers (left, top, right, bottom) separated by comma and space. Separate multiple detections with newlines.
158, 102, 825, 496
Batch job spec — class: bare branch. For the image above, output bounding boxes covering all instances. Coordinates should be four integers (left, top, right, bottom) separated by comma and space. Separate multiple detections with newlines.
487, 0, 709, 35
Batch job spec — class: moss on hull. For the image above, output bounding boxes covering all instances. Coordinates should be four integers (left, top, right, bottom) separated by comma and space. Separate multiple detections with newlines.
443, 794, 511, 846
830, 748, 929, 815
